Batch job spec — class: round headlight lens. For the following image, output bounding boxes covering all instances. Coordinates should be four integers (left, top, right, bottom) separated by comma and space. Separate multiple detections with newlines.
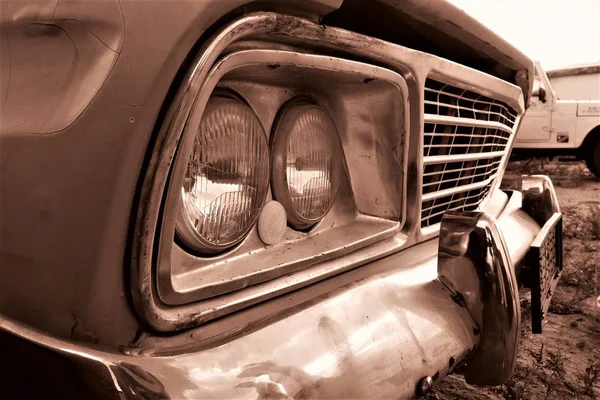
271, 102, 342, 230
177, 96, 269, 254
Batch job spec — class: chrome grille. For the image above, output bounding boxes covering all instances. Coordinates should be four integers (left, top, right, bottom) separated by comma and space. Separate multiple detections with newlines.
421, 78, 518, 227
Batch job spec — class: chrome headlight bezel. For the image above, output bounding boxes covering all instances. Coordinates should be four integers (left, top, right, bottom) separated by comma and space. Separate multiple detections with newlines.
153, 50, 407, 310
133, 47, 411, 332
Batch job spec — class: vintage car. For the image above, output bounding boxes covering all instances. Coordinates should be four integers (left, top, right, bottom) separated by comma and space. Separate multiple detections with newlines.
0, 0, 563, 398
512, 62, 600, 176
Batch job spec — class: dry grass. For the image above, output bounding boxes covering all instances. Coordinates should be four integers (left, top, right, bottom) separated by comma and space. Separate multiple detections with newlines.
505, 158, 595, 178
551, 254, 599, 315
563, 204, 600, 241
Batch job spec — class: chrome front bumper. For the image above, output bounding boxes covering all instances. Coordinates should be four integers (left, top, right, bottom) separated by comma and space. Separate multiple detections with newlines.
0, 178, 561, 399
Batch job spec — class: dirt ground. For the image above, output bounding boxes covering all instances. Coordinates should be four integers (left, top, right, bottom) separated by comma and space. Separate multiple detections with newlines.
429, 159, 600, 400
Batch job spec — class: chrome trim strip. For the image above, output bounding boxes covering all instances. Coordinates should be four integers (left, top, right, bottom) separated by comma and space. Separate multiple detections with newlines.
422, 191, 488, 217
423, 99, 517, 123
421, 174, 497, 202
424, 114, 514, 134
423, 132, 509, 141
423, 151, 506, 166
426, 71, 523, 114
423, 166, 499, 187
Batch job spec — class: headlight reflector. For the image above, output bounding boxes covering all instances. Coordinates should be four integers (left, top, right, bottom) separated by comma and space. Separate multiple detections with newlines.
176, 96, 269, 254
271, 102, 342, 230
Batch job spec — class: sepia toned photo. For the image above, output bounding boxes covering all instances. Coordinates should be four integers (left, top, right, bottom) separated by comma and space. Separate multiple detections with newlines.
0, 0, 598, 399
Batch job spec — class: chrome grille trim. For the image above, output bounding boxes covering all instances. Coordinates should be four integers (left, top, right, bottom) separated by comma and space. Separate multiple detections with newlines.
424, 80, 517, 128
421, 188, 492, 223
422, 174, 497, 202
423, 158, 502, 178
424, 115, 513, 134
423, 151, 506, 165
421, 78, 518, 228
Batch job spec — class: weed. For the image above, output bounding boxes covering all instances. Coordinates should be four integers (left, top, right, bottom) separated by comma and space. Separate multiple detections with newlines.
549, 298, 583, 315
563, 204, 600, 240
591, 205, 600, 240
584, 241, 598, 252
502, 365, 530, 400
571, 257, 600, 306
581, 360, 600, 395
560, 264, 583, 287
542, 374, 560, 400
520, 299, 533, 336
546, 351, 566, 381
503, 377, 526, 400
529, 343, 544, 363
551, 255, 599, 314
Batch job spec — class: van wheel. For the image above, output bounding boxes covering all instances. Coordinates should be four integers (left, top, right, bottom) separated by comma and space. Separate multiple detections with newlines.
585, 139, 600, 178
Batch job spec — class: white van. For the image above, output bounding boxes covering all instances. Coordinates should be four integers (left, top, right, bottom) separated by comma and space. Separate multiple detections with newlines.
513, 62, 600, 176
548, 63, 600, 100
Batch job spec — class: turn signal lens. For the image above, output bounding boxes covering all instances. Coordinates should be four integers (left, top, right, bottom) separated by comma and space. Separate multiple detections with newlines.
271, 102, 342, 230
177, 96, 269, 254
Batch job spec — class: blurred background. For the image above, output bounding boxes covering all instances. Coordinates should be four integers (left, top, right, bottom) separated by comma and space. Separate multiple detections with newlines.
448, 0, 600, 70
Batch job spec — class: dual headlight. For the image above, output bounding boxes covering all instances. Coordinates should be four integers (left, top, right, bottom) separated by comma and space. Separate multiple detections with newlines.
176, 94, 342, 255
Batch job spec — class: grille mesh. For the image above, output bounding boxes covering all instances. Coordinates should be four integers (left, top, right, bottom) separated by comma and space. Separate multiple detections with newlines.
421, 78, 518, 227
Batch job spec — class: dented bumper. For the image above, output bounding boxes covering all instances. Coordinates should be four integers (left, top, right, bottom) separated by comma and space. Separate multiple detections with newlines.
0, 177, 562, 399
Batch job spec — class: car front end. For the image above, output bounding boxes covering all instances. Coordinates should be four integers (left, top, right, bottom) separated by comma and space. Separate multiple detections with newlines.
0, 1, 562, 398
